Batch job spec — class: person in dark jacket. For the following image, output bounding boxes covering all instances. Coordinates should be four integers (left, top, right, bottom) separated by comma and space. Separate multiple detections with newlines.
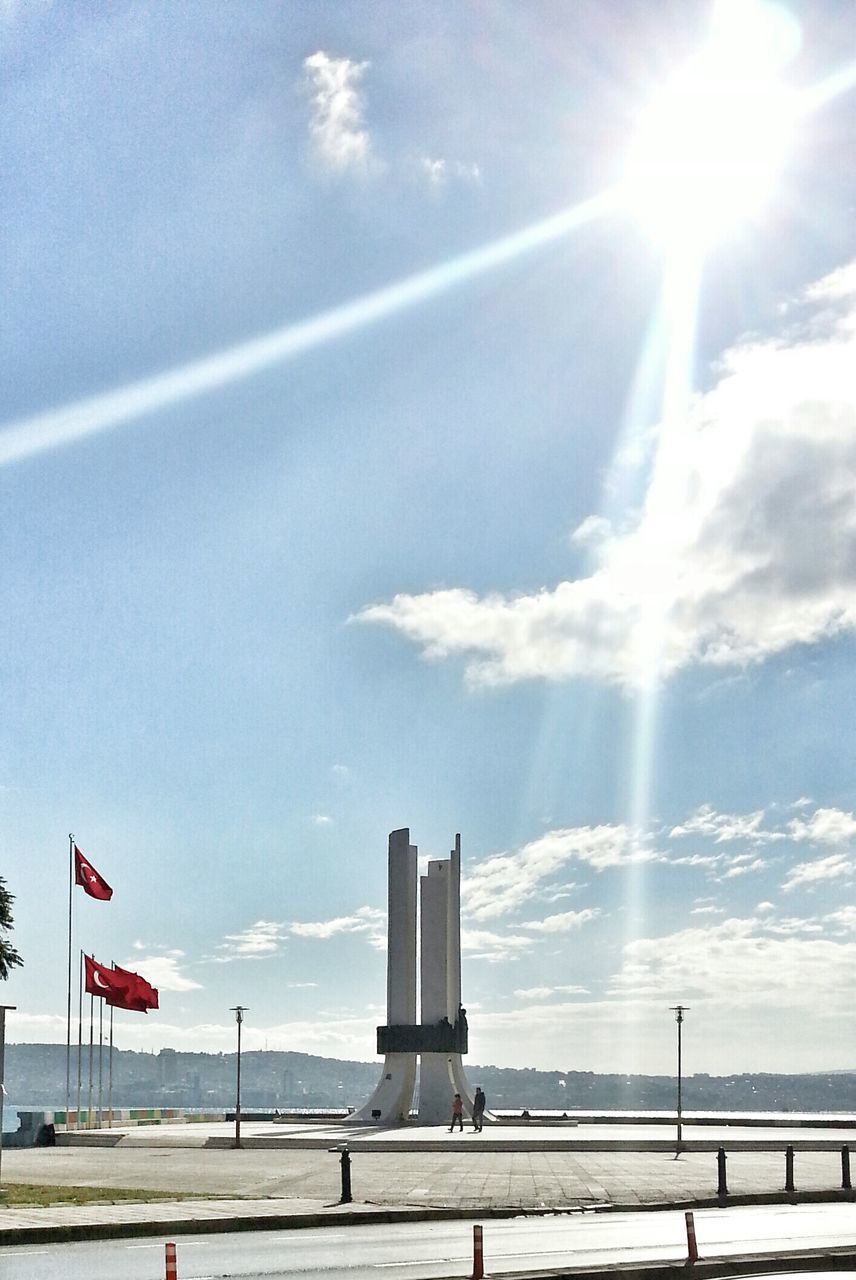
472, 1086, 486, 1132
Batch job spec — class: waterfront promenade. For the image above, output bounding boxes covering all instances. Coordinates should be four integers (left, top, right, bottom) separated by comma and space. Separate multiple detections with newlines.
3, 1115, 856, 1248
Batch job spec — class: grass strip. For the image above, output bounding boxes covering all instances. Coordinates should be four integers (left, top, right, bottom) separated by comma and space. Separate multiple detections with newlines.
0, 1183, 198, 1207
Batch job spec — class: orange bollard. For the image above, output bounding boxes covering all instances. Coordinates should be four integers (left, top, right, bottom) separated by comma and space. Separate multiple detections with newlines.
471, 1223, 484, 1280
165, 1240, 177, 1279
685, 1210, 698, 1264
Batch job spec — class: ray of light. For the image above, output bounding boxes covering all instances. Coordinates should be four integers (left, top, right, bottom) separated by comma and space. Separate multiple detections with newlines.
799, 60, 856, 115
629, 246, 702, 818
620, 245, 702, 1069
0, 189, 617, 469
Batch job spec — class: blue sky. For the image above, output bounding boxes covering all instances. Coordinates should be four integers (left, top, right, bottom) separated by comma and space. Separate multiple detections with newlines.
2, 0, 856, 1077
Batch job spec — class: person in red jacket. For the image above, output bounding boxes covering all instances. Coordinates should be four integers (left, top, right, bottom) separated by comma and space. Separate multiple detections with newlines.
449, 1092, 464, 1132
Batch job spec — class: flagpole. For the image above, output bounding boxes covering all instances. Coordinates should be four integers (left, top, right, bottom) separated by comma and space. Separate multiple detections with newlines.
108, 1004, 114, 1128
76, 949, 84, 1129
87, 990, 94, 1130
66, 833, 74, 1129
97, 999, 104, 1128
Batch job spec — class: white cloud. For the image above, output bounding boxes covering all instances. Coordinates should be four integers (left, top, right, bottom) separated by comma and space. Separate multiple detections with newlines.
356, 262, 856, 687
419, 157, 481, 186
421, 157, 446, 185
520, 907, 601, 932
460, 926, 532, 961
570, 515, 612, 548
609, 915, 856, 1012
303, 51, 373, 174
124, 950, 202, 992
788, 807, 856, 846
455, 161, 482, 183
825, 907, 856, 931
670, 853, 725, 867
782, 851, 855, 892
513, 984, 589, 1000
312, 814, 333, 826
464, 824, 657, 921
669, 804, 781, 844
214, 920, 286, 962
722, 856, 767, 879
289, 905, 386, 949
766, 916, 824, 936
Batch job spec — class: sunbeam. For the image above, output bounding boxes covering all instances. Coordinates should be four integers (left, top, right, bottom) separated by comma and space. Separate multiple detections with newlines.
800, 59, 856, 114
0, 189, 616, 468
621, 246, 702, 1070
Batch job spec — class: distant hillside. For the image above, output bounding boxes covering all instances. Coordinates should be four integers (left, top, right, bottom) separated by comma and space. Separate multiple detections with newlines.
7, 1043, 856, 1113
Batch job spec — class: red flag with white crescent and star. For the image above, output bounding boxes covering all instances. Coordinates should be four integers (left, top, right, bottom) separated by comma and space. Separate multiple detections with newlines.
74, 845, 113, 901
84, 954, 128, 1001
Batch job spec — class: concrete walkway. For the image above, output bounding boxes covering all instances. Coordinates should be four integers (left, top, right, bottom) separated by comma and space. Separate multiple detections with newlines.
56, 1117, 856, 1150
3, 1119, 856, 1248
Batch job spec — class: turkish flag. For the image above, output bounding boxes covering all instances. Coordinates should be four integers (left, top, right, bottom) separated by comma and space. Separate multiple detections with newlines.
84, 955, 128, 1002
74, 846, 113, 901
106, 988, 150, 1013
112, 964, 159, 1011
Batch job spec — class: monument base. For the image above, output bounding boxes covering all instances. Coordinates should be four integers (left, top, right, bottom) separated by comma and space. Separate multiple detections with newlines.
351, 1052, 417, 1125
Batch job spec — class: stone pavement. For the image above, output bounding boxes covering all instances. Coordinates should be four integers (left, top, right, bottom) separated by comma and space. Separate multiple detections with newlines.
2, 1120, 856, 1247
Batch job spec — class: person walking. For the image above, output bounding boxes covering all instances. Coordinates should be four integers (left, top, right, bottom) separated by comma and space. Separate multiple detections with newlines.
449, 1092, 464, 1132
472, 1086, 486, 1132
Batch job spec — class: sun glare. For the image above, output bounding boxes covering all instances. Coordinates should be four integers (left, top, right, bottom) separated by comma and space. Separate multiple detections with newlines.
623, 0, 800, 250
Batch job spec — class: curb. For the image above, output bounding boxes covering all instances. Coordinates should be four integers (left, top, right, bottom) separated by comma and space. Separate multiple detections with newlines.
3, 1188, 856, 1249
512, 1249, 856, 1280
0, 1204, 498, 1247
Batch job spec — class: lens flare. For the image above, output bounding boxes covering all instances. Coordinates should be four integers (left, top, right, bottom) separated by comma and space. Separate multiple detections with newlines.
0, 190, 615, 469
623, 0, 800, 250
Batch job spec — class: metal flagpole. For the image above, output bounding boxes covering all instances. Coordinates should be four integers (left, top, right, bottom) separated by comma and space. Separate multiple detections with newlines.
66, 834, 74, 1131
108, 1004, 114, 1128
76, 949, 84, 1129
87, 990, 94, 1129
97, 999, 104, 1128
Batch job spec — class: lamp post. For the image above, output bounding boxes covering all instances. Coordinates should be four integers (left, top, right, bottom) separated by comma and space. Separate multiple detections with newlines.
0, 1005, 16, 1187
670, 1004, 689, 1150
229, 1006, 248, 1149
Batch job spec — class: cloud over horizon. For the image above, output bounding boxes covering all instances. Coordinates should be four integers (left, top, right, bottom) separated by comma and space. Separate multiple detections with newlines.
356, 262, 856, 689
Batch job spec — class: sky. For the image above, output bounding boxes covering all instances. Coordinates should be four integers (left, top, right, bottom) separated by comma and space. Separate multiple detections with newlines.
2, 0, 856, 1082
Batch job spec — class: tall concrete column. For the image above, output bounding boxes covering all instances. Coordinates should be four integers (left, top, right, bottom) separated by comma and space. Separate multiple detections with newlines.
352, 830, 417, 1123
387, 828, 417, 1027
446, 834, 462, 1021
416, 834, 475, 1125
418, 860, 455, 1123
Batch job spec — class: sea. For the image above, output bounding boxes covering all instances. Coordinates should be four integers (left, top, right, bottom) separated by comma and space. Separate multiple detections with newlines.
2, 1105, 20, 1133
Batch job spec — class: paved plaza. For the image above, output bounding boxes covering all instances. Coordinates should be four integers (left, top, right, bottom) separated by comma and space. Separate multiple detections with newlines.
3, 1118, 856, 1246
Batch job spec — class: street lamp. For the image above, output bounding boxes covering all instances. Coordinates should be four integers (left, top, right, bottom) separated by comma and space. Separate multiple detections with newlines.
669, 1004, 689, 1150
229, 1006, 248, 1149
0, 1005, 16, 1188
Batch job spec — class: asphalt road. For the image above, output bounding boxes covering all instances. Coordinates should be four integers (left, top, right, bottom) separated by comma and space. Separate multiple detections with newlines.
6, 1202, 856, 1280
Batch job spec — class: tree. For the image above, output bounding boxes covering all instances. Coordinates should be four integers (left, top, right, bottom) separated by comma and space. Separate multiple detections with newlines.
0, 877, 23, 979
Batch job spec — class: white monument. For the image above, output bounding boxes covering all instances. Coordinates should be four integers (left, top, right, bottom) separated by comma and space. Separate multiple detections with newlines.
353, 828, 478, 1125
